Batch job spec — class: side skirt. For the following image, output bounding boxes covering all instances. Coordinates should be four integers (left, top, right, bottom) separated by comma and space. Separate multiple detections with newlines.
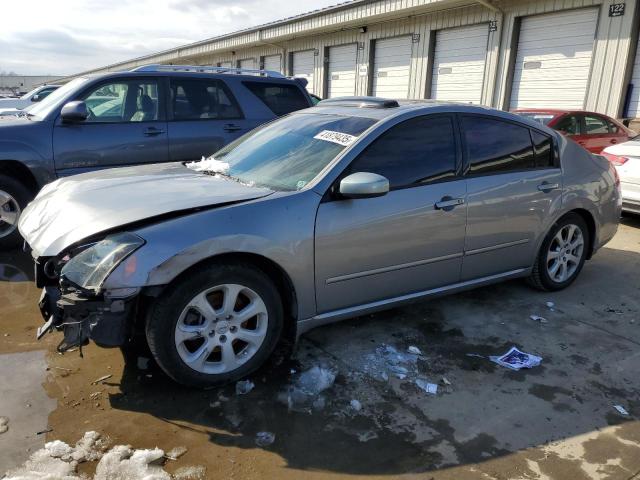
296, 268, 531, 337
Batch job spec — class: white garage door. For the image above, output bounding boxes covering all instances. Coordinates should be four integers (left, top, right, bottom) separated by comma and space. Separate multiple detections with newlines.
628, 35, 640, 118
372, 35, 412, 99
292, 50, 315, 93
431, 24, 488, 104
509, 8, 598, 110
238, 58, 255, 70
263, 55, 282, 73
328, 44, 357, 98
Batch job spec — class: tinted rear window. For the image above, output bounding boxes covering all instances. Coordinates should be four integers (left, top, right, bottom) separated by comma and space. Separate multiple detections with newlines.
515, 112, 555, 126
243, 82, 309, 116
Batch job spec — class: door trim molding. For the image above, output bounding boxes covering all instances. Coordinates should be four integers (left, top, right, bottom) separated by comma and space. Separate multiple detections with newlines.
326, 252, 463, 285
465, 238, 529, 256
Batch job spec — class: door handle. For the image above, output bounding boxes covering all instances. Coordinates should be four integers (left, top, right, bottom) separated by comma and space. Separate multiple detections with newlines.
143, 127, 165, 136
537, 182, 560, 193
611, 139, 618, 144
223, 123, 243, 132
434, 196, 465, 211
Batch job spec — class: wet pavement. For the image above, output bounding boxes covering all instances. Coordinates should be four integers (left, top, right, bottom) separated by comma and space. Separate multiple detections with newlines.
1, 216, 640, 479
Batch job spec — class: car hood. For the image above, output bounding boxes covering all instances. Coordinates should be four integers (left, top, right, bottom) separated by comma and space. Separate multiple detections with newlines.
19, 162, 274, 257
0, 98, 28, 109
603, 139, 640, 158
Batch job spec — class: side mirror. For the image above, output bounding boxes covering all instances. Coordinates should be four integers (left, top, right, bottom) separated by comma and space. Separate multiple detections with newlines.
31, 94, 41, 102
61, 101, 89, 122
339, 172, 389, 199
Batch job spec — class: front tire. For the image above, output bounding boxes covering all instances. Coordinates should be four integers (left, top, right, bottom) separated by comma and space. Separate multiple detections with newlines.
528, 213, 589, 291
146, 262, 284, 388
0, 175, 33, 249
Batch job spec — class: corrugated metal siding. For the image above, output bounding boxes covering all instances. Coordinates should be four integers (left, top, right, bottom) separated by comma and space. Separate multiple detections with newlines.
62, 0, 639, 118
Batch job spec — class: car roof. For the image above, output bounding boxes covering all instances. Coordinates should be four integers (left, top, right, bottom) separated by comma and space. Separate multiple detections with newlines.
303, 97, 548, 126
82, 70, 302, 84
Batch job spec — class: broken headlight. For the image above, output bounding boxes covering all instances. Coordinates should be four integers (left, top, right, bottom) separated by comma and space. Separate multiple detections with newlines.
60, 233, 145, 291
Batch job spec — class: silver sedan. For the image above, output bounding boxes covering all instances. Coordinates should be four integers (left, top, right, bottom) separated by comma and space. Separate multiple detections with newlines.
19, 97, 621, 387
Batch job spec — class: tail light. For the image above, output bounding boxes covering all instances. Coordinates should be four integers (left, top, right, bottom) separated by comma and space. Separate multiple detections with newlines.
602, 152, 629, 166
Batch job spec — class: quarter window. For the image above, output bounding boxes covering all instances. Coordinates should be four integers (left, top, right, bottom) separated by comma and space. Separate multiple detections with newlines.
462, 116, 535, 175
170, 78, 242, 120
348, 115, 457, 189
531, 130, 554, 168
243, 82, 309, 116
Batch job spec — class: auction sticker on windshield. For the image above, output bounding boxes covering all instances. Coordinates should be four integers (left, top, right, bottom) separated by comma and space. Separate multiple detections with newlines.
314, 130, 358, 147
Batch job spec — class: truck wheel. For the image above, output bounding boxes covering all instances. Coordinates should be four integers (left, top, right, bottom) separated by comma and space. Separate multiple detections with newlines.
146, 262, 284, 388
528, 213, 589, 291
0, 175, 32, 249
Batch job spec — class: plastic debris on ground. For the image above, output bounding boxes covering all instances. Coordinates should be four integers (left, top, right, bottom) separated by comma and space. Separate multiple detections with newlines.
415, 379, 438, 395
166, 446, 187, 460
255, 431, 276, 447
235, 379, 255, 395
281, 366, 337, 413
530, 315, 548, 324
91, 374, 112, 385
490, 346, 542, 371
360, 344, 422, 382
185, 156, 230, 173
546, 301, 555, 310
614, 405, 629, 416
350, 399, 362, 411
441, 377, 452, 386
0, 416, 8, 434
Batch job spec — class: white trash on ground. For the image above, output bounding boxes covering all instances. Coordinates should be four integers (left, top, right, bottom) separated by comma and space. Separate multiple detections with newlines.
490, 347, 542, 371
407, 346, 423, 356
255, 431, 276, 447
614, 405, 629, 416
350, 399, 362, 411
235, 379, 255, 395
166, 446, 188, 460
530, 315, 548, 324
281, 366, 337, 412
415, 379, 438, 395
185, 157, 229, 173
546, 301, 555, 310
360, 344, 421, 381
173, 465, 207, 479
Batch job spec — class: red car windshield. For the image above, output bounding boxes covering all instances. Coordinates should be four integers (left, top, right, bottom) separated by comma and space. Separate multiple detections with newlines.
515, 112, 556, 126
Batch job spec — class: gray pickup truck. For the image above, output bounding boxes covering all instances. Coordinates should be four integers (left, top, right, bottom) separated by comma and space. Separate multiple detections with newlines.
0, 64, 313, 247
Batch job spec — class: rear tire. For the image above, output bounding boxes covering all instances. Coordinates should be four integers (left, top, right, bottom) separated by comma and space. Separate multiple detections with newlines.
146, 262, 284, 388
0, 175, 33, 249
528, 213, 589, 291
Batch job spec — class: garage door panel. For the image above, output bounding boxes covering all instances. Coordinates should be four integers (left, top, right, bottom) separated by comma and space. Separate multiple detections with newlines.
263, 55, 281, 73
509, 8, 598, 110
292, 50, 315, 93
628, 33, 640, 118
328, 44, 357, 98
372, 36, 412, 99
431, 24, 488, 104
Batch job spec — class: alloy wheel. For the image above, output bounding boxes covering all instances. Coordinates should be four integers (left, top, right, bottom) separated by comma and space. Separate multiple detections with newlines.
546, 223, 584, 283
174, 283, 268, 374
0, 189, 20, 239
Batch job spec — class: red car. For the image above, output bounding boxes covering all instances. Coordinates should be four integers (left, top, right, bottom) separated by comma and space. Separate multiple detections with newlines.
513, 109, 636, 154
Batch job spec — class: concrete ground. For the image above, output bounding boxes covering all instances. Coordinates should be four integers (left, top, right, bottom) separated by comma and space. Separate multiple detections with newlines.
1, 216, 639, 479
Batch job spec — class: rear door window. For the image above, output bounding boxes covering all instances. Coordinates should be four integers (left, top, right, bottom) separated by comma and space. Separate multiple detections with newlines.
583, 115, 609, 134
170, 78, 243, 120
243, 81, 309, 116
461, 116, 535, 175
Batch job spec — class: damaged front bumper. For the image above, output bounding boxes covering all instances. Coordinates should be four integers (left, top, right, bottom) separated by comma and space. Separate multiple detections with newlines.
37, 285, 139, 352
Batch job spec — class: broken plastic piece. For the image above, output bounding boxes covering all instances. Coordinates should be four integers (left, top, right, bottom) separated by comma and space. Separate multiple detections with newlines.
91, 374, 113, 385
255, 431, 275, 447
530, 315, 548, 324
350, 399, 362, 411
441, 377, 451, 386
407, 346, 422, 355
415, 379, 438, 395
235, 380, 255, 395
614, 405, 629, 416
546, 301, 555, 309
490, 347, 542, 371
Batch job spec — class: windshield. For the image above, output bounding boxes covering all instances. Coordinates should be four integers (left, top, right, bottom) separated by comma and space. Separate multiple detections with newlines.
28, 78, 89, 118
191, 113, 377, 191
515, 112, 556, 126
